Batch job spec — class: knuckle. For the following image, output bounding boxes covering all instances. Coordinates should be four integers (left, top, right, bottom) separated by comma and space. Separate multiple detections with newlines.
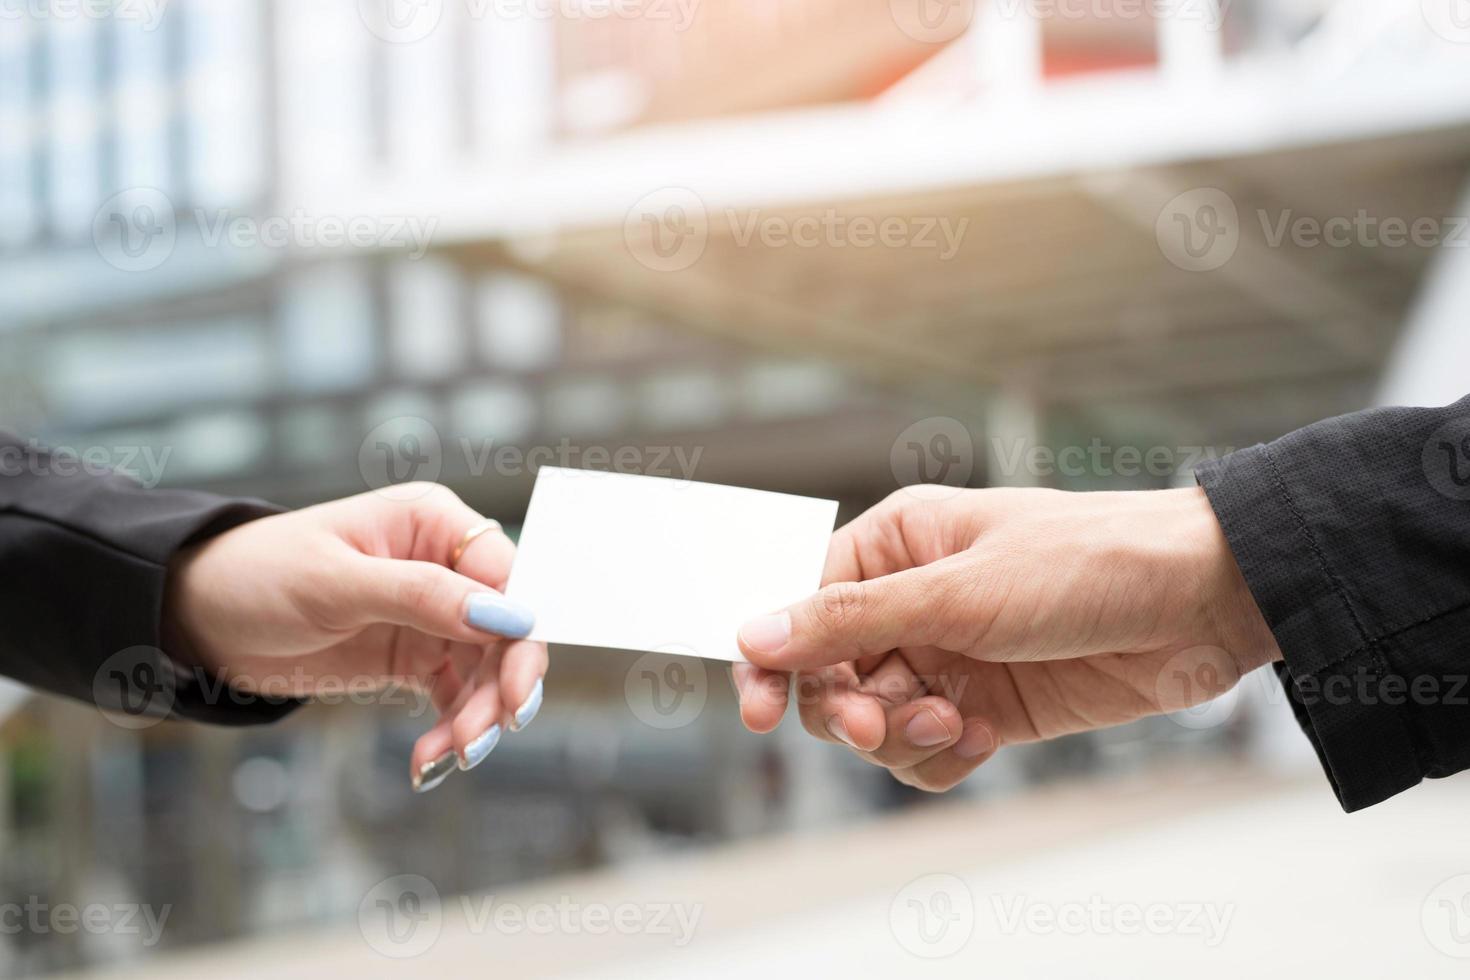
398, 565, 447, 618
450, 707, 487, 748
798, 703, 829, 740
408, 481, 459, 507
812, 581, 867, 637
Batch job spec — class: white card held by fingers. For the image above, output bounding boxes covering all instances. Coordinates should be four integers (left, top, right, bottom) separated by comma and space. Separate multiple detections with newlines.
504, 467, 838, 662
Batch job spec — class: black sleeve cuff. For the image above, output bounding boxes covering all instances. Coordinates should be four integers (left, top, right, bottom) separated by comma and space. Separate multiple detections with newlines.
1196, 443, 1423, 811
0, 442, 305, 727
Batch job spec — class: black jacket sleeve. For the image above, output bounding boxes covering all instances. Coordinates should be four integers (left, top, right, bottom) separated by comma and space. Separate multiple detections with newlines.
0, 433, 302, 725
1195, 395, 1470, 811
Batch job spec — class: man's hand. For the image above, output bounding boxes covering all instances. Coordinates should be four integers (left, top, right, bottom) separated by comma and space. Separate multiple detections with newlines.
162, 484, 544, 792
732, 485, 1281, 792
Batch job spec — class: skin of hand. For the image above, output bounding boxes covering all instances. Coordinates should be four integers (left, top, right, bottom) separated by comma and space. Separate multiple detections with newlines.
732, 484, 1283, 792
161, 483, 544, 792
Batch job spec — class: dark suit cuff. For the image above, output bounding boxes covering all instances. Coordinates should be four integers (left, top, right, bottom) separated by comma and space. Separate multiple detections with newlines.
2, 492, 305, 727
128, 499, 307, 727
1196, 444, 1422, 811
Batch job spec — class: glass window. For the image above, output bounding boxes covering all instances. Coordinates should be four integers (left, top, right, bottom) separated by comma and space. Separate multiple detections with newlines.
46, 18, 102, 239
738, 362, 846, 420
278, 262, 377, 393
382, 9, 459, 172
0, 23, 38, 247
182, 0, 266, 208
639, 370, 730, 430
280, 405, 349, 468
450, 380, 537, 446
389, 258, 464, 380
476, 273, 561, 371
276, 0, 372, 187
547, 377, 627, 437
113, 11, 175, 199
361, 390, 440, 437
166, 409, 271, 481
42, 316, 272, 424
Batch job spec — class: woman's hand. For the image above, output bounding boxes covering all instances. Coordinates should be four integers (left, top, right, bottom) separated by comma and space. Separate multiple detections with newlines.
162, 483, 544, 793
732, 485, 1282, 792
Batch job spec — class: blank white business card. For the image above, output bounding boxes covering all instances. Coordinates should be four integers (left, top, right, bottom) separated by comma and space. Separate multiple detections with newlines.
504, 467, 838, 662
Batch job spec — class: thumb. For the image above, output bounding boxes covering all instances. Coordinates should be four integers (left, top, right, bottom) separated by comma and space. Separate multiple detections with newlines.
737, 555, 973, 670
346, 555, 536, 643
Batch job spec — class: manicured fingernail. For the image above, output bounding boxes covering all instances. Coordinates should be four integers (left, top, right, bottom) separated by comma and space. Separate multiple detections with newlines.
955, 722, 995, 759
458, 725, 502, 771
465, 593, 535, 639
413, 751, 456, 793
510, 678, 543, 732
739, 612, 791, 655
906, 708, 954, 748
826, 715, 856, 748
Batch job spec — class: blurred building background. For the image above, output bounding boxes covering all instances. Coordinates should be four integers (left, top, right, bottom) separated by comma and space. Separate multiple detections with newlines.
2, 0, 1470, 975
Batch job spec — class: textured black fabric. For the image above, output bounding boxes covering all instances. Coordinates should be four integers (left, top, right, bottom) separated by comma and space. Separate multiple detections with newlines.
0, 433, 301, 725
1197, 395, 1470, 811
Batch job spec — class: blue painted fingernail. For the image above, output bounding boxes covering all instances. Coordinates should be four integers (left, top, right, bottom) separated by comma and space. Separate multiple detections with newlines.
458, 724, 502, 771
511, 678, 543, 732
465, 593, 535, 638
413, 751, 456, 793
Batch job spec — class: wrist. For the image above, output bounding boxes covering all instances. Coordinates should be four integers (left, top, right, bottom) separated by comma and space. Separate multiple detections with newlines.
161, 539, 223, 675
1180, 486, 1283, 675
